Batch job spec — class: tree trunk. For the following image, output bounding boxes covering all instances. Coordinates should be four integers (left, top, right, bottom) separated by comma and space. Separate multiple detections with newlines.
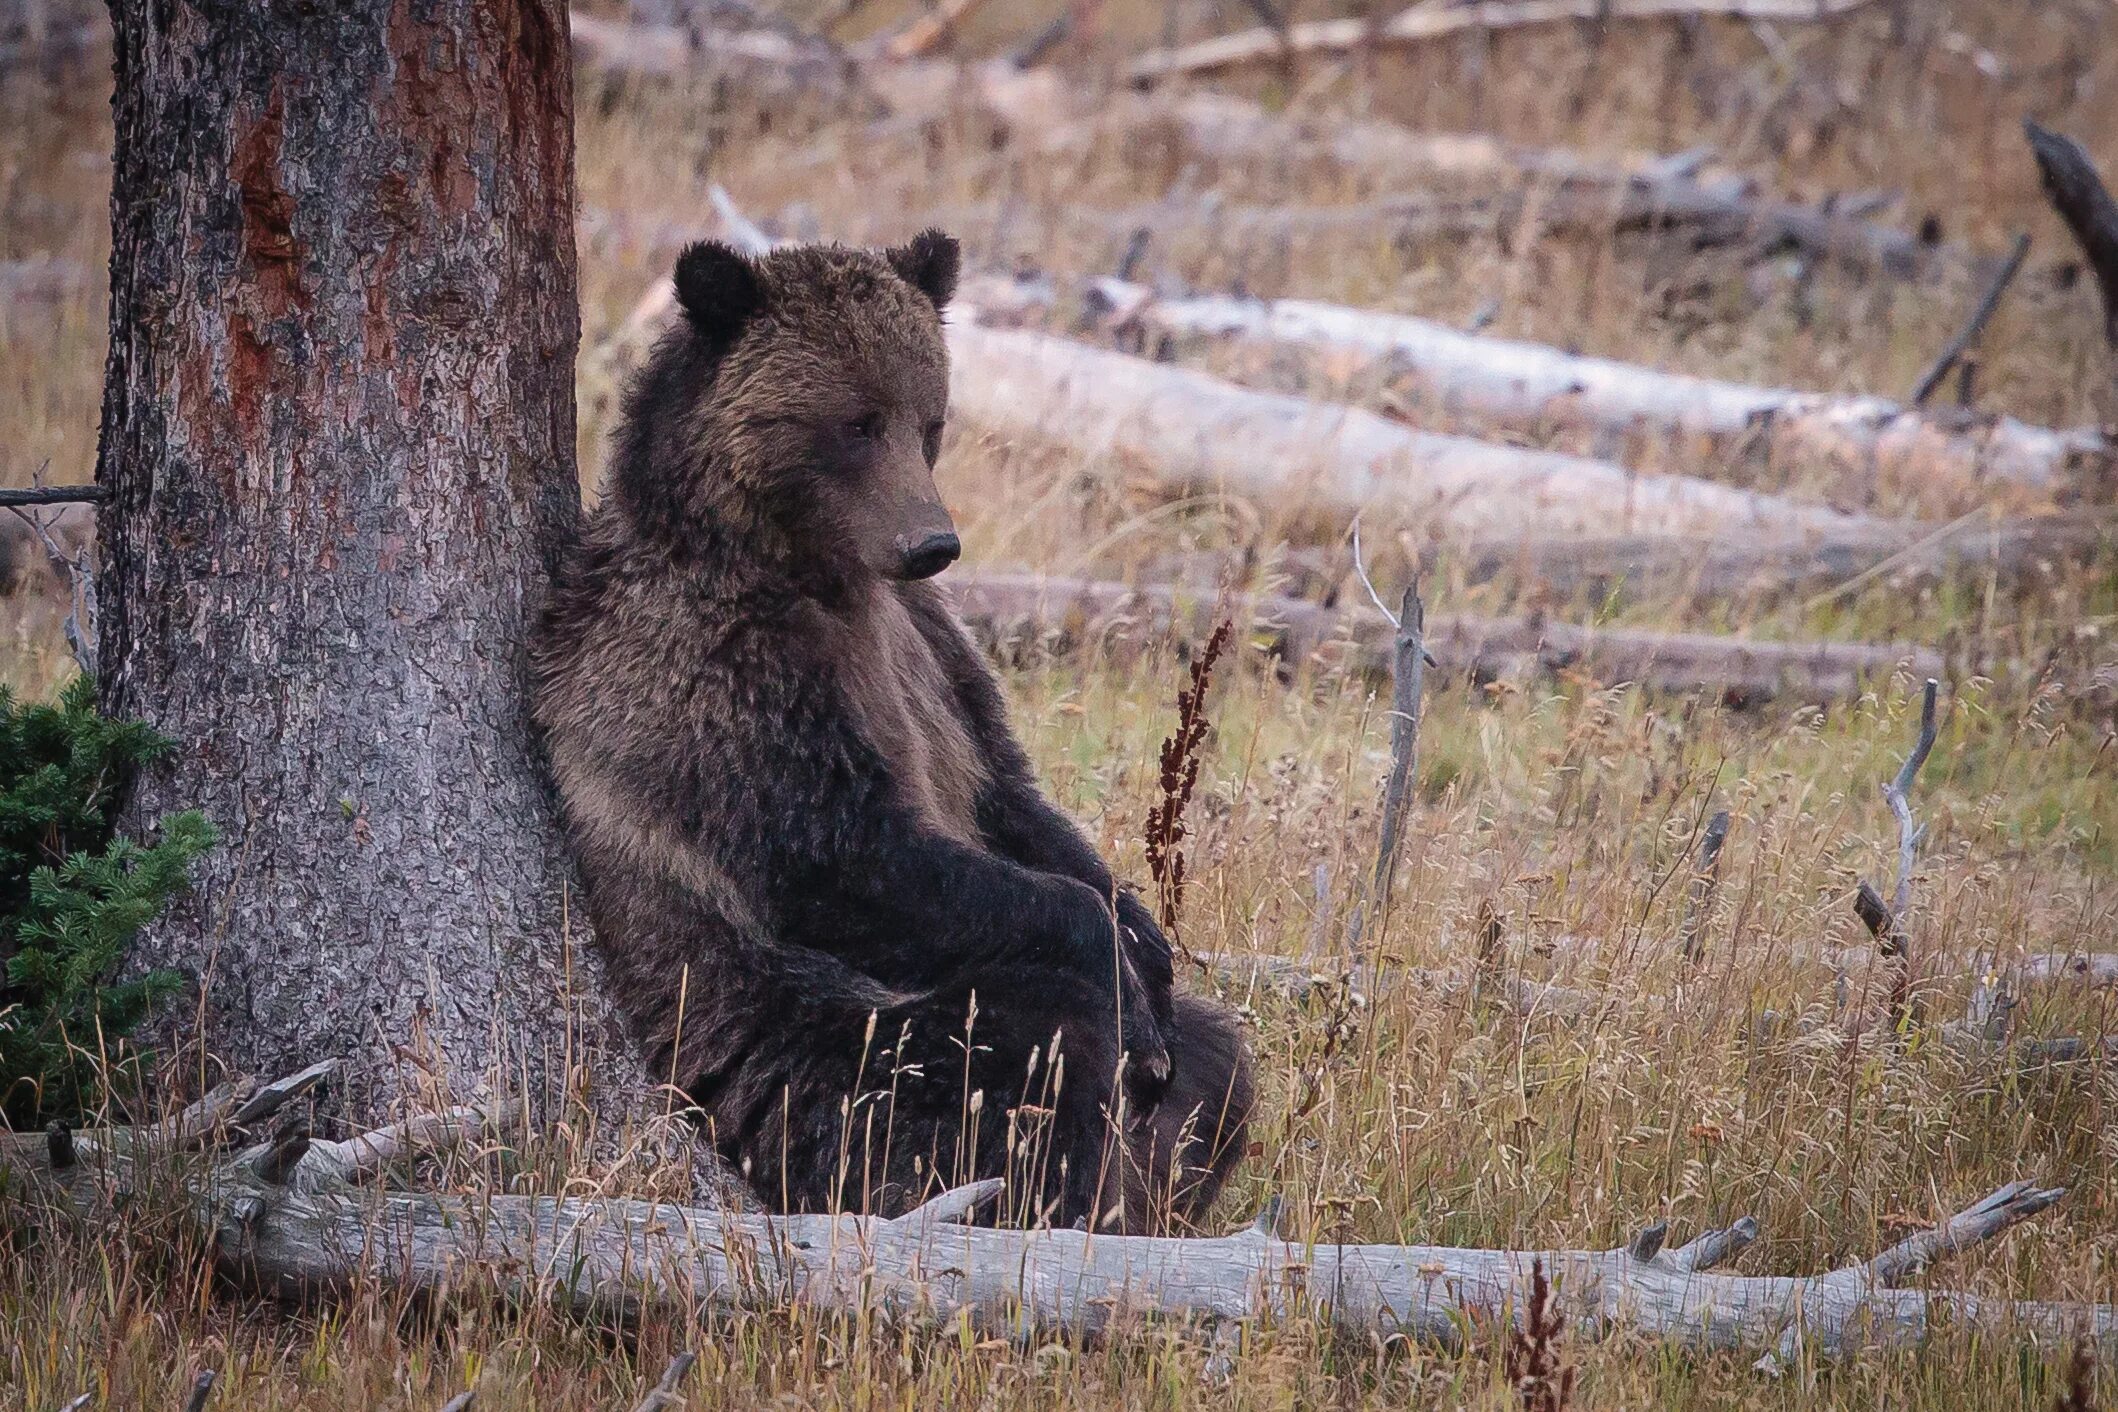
95, 0, 653, 1129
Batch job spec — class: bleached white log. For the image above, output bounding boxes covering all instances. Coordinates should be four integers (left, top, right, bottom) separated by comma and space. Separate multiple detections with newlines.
1061, 277, 2106, 491
1124, 0, 1880, 84
5, 1104, 2110, 1364
946, 316, 1875, 541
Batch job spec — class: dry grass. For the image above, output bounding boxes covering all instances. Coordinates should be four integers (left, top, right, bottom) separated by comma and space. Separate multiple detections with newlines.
5, 0, 2118, 1406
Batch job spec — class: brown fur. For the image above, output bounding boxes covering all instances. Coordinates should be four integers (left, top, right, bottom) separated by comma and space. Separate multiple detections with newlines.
534, 234, 1251, 1230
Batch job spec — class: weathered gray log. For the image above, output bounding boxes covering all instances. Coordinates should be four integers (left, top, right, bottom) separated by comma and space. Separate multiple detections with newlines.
1122, 0, 1880, 84
947, 570, 1942, 705
975, 272, 2105, 492
933, 179, 1945, 279
5, 1077, 2111, 1364
2025, 120, 2118, 348
947, 314, 1876, 541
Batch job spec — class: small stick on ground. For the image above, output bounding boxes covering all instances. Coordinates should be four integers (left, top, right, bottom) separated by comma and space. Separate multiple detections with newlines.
2026, 119, 2118, 347
1910, 232, 2030, 404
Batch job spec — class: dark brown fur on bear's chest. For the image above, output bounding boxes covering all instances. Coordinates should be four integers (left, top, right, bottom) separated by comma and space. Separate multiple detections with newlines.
805, 584, 987, 845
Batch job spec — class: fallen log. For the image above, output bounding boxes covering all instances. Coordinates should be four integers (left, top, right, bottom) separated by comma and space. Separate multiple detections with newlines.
1139, 517, 2108, 606
6, 1070, 2112, 1366
1123, 0, 1880, 85
945, 570, 1941, 704
969, 270, 2106, 493
947, 315, 1877, 541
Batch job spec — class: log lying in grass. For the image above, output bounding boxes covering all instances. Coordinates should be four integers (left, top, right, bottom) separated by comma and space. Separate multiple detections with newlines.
6, 1070, 2112, 1366
945, 570, 1942, 703
918, 179, 1946, 284
1043, 275, 2107, 492
947, 315, 1877, 542
1423, 518, 2109, 599
1122, 0, 1880, 85
1142, 515, 2111, 608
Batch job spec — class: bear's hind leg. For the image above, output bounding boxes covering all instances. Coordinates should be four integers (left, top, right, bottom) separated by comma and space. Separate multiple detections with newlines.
1128, 993, 1254, 1231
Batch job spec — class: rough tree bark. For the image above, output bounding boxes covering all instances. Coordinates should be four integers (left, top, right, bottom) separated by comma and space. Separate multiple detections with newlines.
95, 1, 659, 1131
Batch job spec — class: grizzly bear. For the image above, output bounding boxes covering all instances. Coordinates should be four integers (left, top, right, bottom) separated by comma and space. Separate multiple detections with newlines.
533, 231, 1252, 1232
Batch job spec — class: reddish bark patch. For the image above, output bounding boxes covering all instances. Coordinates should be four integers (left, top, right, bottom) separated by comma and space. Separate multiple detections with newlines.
232, 86, 301, 318
388, 0, 479, 219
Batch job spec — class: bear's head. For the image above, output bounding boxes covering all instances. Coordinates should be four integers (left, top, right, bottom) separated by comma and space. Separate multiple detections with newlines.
612, 232, 963, 593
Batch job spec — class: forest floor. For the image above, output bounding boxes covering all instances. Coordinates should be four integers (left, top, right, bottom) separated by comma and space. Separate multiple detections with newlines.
5, 0, 2118, 1407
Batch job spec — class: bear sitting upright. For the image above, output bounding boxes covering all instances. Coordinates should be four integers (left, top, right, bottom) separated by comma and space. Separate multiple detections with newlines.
533, 231, 1252, 1232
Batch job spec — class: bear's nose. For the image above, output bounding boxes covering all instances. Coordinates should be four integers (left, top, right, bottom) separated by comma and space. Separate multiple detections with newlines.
899, 530, 961, 580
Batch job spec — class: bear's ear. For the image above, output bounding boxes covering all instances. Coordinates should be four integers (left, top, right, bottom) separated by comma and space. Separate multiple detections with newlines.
673, 240, 767, 346
886, 229, 960, 312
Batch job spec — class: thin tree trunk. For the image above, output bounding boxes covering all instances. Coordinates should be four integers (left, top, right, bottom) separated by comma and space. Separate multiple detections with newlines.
96, 0, 656, 1131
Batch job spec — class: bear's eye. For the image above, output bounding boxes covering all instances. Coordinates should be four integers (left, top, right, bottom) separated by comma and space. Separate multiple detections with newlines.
845, 412, 884, 441
922, 419, 945, 466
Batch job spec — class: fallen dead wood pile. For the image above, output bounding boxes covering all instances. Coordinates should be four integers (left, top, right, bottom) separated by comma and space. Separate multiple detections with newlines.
911, 182, 1947, 288
1028, 275, 2109, 494
571, 16, 1954, 279
945, 569, 1940, 703
6, 1068, 2112, 1370
1123, 0, 1880, 85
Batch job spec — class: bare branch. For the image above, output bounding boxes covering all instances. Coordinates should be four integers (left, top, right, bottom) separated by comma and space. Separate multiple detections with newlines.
1665, 1217, 1760, 1273
1859, 1181, 2067, 1287
1910, 233, 2030, 405
0, 485, 108, 507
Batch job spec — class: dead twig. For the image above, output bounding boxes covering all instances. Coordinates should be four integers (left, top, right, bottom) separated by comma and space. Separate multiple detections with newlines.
0, 485, 108, 507
1910, 232, 2031, 404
